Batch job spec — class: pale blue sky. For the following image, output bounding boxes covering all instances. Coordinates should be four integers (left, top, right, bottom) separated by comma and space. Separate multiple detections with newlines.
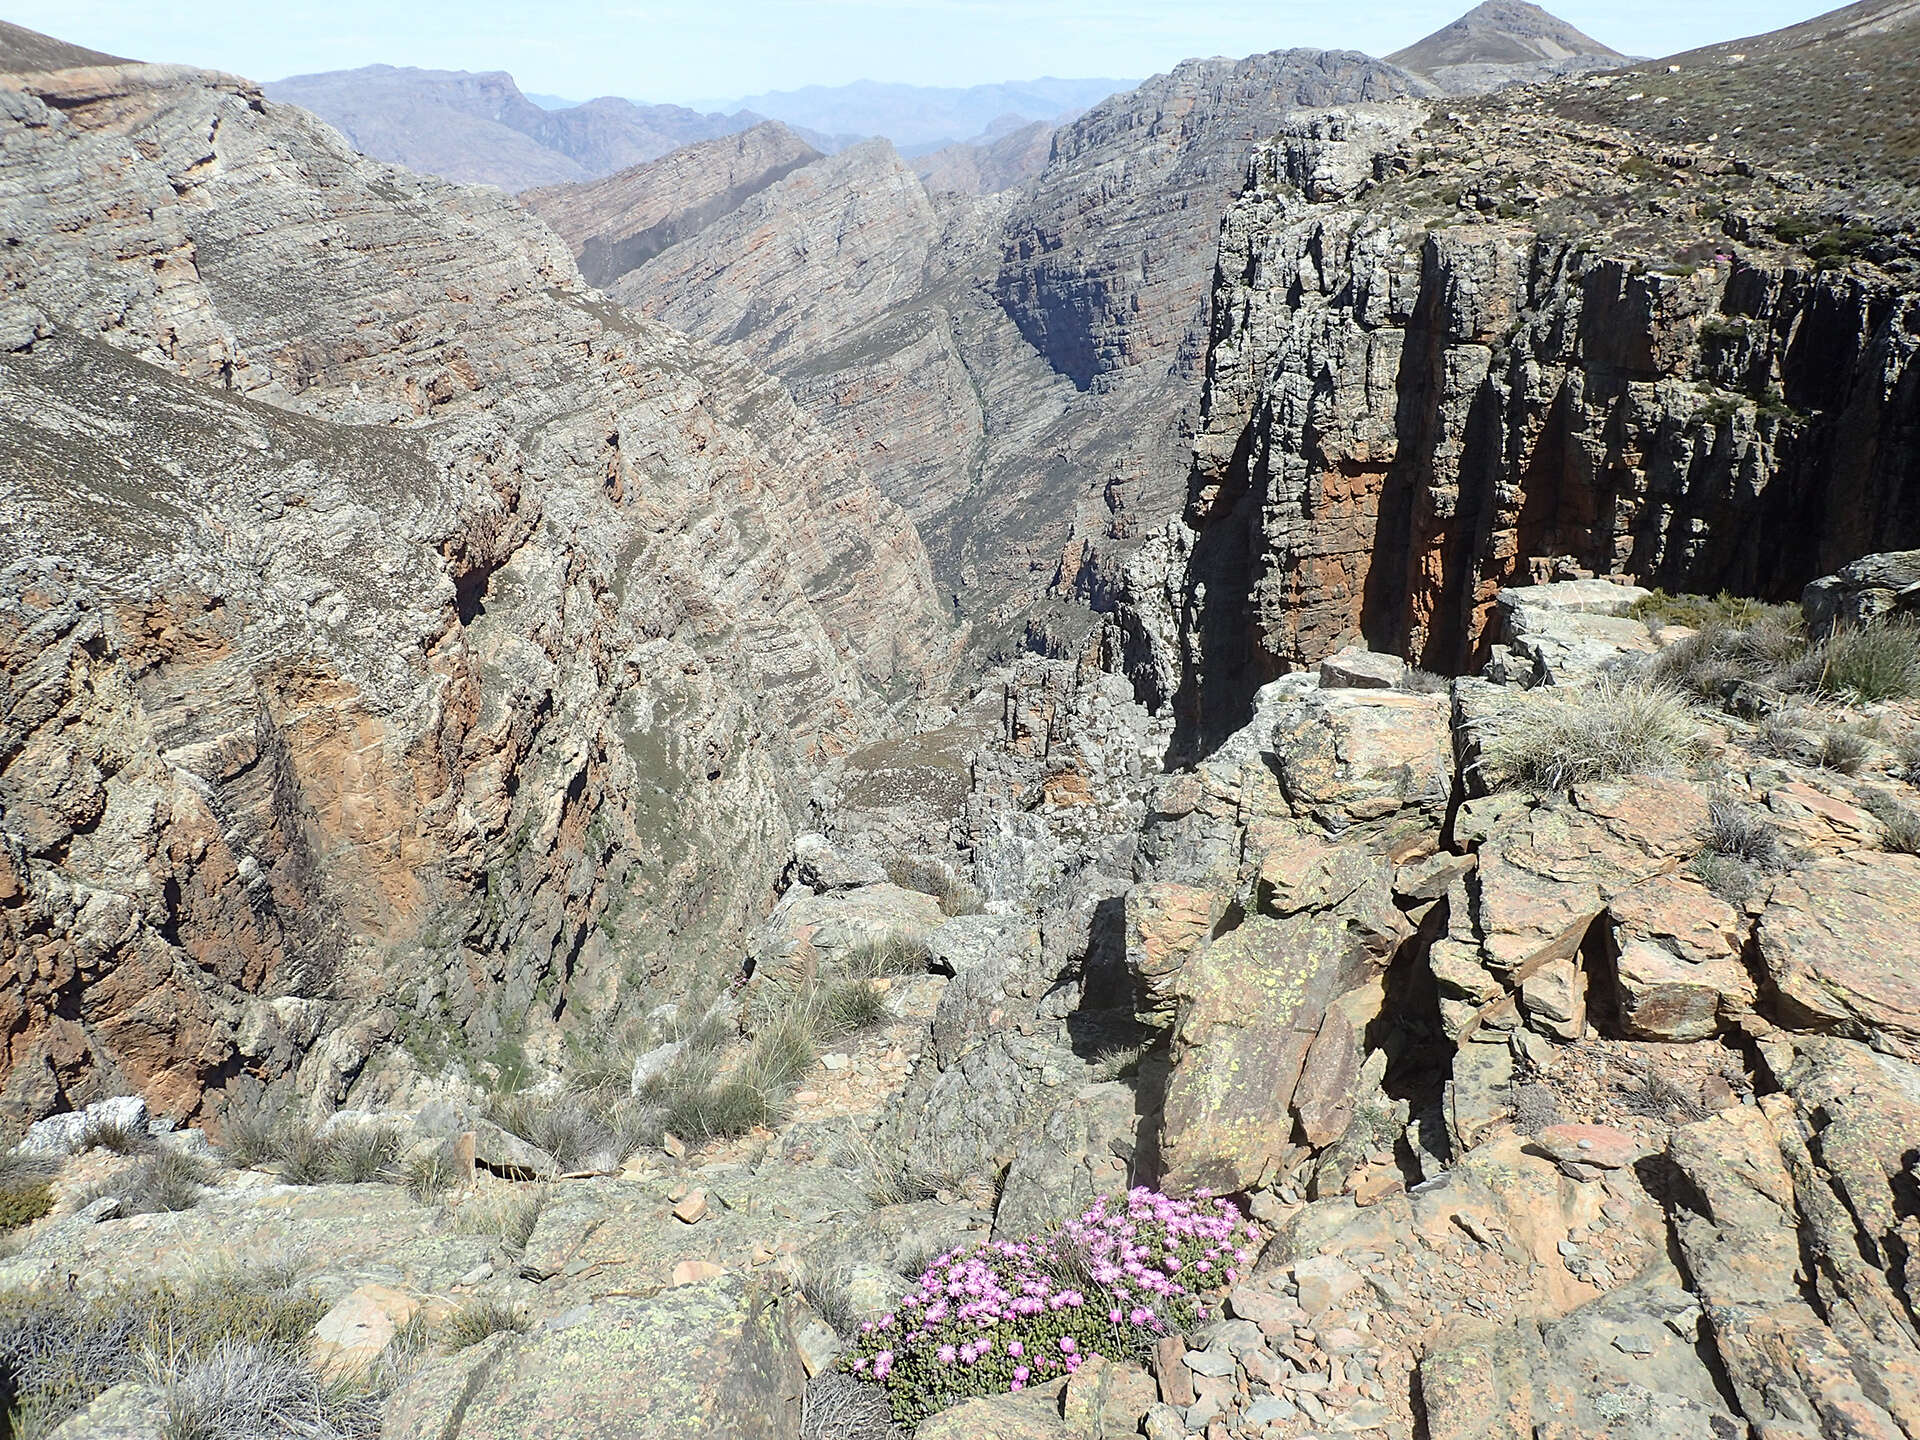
8, 1, 1841, 106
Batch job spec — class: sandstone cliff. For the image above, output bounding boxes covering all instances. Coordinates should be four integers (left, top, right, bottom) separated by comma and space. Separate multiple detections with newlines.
1120, 55, 1920, 749
0, 53, 953, 1126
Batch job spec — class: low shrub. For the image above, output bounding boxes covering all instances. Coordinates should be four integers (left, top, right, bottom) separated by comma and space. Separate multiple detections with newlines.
440, 1300, 526, 1352
1481, 677, 1706, 792
0, 1152, 58, 1232
1692, 852, 1761, 905
1631, 591, 1791, 632
842, 1188, 1259, 1428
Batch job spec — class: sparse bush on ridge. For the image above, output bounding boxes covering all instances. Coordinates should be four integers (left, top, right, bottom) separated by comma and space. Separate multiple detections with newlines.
1481, 676, 1706, 792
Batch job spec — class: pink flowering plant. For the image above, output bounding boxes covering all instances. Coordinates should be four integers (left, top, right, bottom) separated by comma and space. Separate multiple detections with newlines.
842, 1187, 1260, 1426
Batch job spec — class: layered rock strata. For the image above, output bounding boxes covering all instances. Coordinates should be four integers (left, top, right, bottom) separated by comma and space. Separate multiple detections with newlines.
0, 55, 952, 1125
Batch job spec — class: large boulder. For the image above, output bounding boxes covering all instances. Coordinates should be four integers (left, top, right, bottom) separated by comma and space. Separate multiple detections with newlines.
1490, 579, 1658, 685
1802, 549, 1920, 637
1159, 851, 1409, 1191
1122, 882, 1223, 1011
448, 1280, 804, 1438
1266, 685, 1452, 828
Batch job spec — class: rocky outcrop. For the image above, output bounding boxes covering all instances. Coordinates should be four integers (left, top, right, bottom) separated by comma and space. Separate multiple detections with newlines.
524, 122, 822, 289
1151, 89, 1920, 746
0, 53, 953, 1125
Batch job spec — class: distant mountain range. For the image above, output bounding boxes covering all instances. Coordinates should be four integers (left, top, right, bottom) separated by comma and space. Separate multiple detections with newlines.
265, 66, 1131, 192
263, 66, 758, 190
692, 77, 1134, 152
263, 6, 1626, 196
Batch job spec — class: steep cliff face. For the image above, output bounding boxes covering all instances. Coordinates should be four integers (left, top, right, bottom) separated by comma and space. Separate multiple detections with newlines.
1138, 90, 1920, 748
523, 122, 822, 289
995, 50, 1425, 391
0, 56, 953, 1125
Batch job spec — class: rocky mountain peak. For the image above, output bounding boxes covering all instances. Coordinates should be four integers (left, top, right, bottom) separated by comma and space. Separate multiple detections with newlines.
1389, 0, 1627, 91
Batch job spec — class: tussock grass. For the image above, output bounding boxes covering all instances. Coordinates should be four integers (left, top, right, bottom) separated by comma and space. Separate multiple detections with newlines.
0, 1268, 340, 1440
79, 1118, 153, 1157
148, 1336, 381, 1440
842, 933, 931, 979
1816, 620, 1920, 702
1694, 793, 1792, 903
397, 1147, 466, 1204
74, 1148, 217, 1217
885, 857, 985, 917
796, 1262, 858, 1337
1861, 791, 1920, 855
485, 1094, 614, 1172
439, 1300, 526, 1352
450, 1182, 546, 1255
1482, 677, 1707, 792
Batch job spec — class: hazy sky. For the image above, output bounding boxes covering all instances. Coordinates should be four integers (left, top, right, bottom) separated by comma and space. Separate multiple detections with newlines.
9, 1, 1842, 105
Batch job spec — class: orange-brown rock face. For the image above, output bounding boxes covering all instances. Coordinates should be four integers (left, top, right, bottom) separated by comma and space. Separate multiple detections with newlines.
0, 57, 955, 1125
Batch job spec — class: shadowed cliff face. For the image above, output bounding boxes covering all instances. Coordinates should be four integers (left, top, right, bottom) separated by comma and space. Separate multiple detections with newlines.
1121, 96, 1920, 755
0, 59, 954, 1126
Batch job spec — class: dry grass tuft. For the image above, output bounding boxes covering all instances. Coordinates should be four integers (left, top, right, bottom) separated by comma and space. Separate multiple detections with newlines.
1482, 677, 1706, 792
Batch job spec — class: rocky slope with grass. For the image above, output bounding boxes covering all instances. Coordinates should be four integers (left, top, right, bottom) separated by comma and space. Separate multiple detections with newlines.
0, 44, 955, 1132
2, 563, 1917, 1440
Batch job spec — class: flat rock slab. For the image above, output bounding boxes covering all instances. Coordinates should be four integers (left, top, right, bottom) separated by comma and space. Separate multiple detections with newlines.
0, 1183, 492, 1302
1757, 853, 1920, 1056
453, 1280, 803, 1439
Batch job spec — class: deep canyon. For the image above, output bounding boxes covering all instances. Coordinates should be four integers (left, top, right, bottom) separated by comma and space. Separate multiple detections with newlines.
0, 2, 1918, 1437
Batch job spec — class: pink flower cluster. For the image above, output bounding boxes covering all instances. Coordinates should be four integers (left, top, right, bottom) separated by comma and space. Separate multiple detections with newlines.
844, 1188, 1260, 1426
